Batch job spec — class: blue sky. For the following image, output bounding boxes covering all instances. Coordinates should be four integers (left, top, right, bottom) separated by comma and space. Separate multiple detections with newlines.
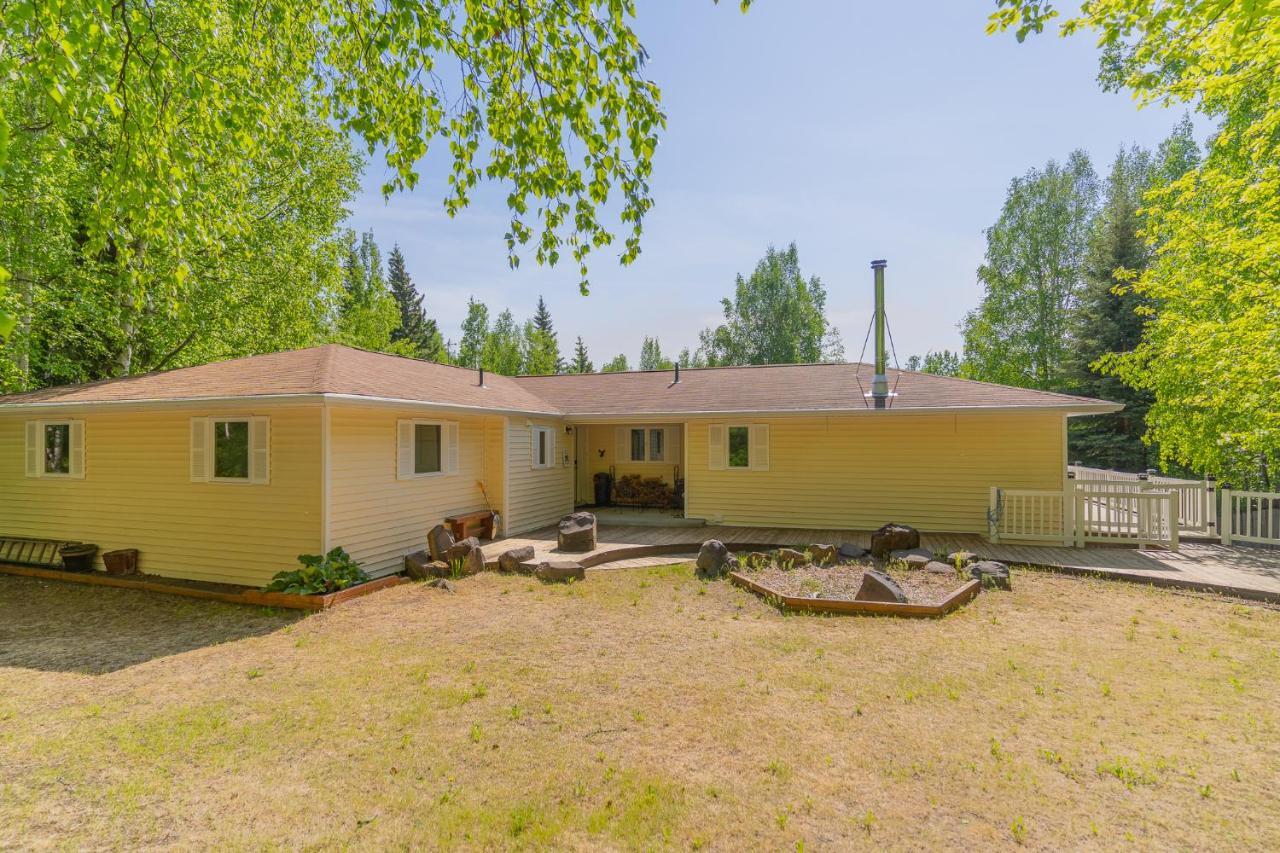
347, 1, 1190, 367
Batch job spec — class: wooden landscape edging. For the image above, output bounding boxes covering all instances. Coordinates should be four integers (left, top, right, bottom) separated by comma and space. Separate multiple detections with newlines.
728, 571, 983, 618
487, 541, 787, 571
0, 562, 405, 611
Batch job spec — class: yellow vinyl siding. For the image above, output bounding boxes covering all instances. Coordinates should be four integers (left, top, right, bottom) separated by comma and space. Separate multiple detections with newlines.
0, 405, 322, 586
578, 424, 683, 500
685, 413, 1063, 532
327, 407, 503, 577
504, 417, 573, 534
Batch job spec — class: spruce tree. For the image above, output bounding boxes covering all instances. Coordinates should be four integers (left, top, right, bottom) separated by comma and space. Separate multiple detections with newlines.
570, 337, 593, 373
387, 246, 445, 361
530, 295, 563, 372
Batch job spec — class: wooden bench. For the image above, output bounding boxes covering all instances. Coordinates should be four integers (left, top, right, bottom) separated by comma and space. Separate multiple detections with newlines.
445, 511, 496, 541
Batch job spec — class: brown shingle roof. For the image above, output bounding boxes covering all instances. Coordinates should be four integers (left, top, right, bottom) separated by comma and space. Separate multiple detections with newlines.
0, 345, 561, 415
510, 362, 1119, 416
0, 345, 1119, 416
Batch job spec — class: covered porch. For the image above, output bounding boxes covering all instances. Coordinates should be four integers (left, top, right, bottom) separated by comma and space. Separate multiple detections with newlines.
488, 521, 1280, 601
571, 421, 687, 512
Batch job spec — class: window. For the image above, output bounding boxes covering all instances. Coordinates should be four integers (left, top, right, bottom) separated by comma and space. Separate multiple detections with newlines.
213, 420, 251, 479
630, 428, 645, 462
397, 419, 458, 479
648, 428, 665, 462
24, 420, 85, 479
531, 425, 554, 470
617, 426, 670, 464
414, 423, 442, 474
44, 423, 71, 474
708, 423, 769, 472
727, 426, 750, 468
191, 416, 269, 484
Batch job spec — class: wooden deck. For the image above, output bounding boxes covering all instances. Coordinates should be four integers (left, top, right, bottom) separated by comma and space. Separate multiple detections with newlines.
490, 523, 1280, 601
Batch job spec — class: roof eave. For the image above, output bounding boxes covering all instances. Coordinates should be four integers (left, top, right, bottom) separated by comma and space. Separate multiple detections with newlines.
556, 402, 1123, 421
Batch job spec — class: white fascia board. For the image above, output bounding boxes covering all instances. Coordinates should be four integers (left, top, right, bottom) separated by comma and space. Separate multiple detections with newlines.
560, 403, 1122, 422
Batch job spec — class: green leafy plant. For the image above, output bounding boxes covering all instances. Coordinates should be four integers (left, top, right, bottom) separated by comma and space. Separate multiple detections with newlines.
264, 547, 369, 595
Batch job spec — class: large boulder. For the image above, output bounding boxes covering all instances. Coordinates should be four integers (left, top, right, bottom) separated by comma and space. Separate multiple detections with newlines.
838, 543, 869, 561
405, 550, 452, 579
536, 560, 586, 582
970, 560, 1011, 591
557, 512, 597, 552
809, 544, 839, 565
695, 540, 736, 579
924, 560, 956, 575
498, 545, 536, 574
870, 523, 920, 559
443, 537, 485, 576
854, 570, 908, 604
428, 524, 456, 561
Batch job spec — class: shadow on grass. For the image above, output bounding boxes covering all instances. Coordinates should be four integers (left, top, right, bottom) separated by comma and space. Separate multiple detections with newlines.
0, 574, 303, 675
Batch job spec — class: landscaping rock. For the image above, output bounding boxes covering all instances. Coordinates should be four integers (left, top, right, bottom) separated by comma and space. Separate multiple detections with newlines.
403, 550, 434, 580
745, 551, 773, 568
557, 512, 597, 552
427, 578, 456, 593
838, 543, 868, 561
924, 560, 956, 575
889, 547, 934, 563
498, 545, 535, 573
775, 548, 807, 568
696, 540, 735, 579
428, 524, 455, 561
808, 544, 839, 565
870, 523, 920, 559
535, 560, 586, 582
947, 550, 977, 568
854, 570, 908, 604
970, 560, 1011, 591
443, 537, 485, 576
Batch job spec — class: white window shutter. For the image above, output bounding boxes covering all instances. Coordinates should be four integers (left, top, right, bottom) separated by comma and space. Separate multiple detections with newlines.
190, 418, 209, 482
250, 417, 270, 484
708, 424, 726, 471
68, 421, 86, 479
444, 422, 460, 474
750, 424, 770, 471
616, 426, 628, 463
662, 427, 671, 462
397, 420, 415, 480
550, 427, 559, 467
25, 421, 40, 478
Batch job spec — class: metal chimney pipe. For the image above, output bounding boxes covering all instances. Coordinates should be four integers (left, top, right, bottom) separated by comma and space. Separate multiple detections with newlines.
674, 363, 680, 384
871, 259, 889, 409
478, 367, 485, 387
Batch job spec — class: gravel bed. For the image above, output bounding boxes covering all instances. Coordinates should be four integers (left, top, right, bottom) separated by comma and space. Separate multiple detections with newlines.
746, 560, 969, 606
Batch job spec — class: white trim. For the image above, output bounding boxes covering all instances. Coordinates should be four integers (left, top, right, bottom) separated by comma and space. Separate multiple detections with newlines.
531, 424, 555, 470
24, 419, 85, 479
398, 418, 457, 479
196, 416, 269, 485
501, 416, 511, 533
0, 391, 1121, 419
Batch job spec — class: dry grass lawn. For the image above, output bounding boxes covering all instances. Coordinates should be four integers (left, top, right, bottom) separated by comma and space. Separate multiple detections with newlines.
2, 565, 1279, 850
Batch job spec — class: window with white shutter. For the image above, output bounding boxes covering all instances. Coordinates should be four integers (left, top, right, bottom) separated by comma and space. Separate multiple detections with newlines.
707, 424, 726, 470
398, 419, 459, 479
191, 416, 269, 484
25, 420, 85, 479
531, 425, 554, 469
749, 424, 770, 471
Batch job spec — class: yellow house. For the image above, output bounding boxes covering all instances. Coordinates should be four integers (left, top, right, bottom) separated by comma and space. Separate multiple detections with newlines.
0, 345, 1117, 587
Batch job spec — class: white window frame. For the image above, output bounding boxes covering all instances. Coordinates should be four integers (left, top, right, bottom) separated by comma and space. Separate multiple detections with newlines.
531, 425, 555, 470
617, 426, 670, 465
25, 419, 85, 479
398, 419, 459, 480
191, 416, 270, 485
708, 423, 769, 472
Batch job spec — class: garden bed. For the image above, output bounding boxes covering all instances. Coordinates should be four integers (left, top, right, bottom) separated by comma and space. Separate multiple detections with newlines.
730, 558, 982, 617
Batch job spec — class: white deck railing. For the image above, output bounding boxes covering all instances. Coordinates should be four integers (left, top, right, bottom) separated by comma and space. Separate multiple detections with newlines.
1072, 483, 1178, 550
1068, 465, 1215, 536
987, 488, 1067, 544
1221, 490, 1280, 547
988, 482, 1179, 550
